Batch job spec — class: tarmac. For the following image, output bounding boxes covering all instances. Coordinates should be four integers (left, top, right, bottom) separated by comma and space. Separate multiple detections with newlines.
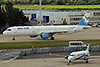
0, 52, 100, 67
0, 56, 100, 67
0, 27, 100, 67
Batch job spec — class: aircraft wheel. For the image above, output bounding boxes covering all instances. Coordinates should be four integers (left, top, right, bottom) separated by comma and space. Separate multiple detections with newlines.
12, 36, 15, 40
69, 60, 71, 63
12, 38, 15, 40
68, 63, 69, 65
86, 61, 88, 63
68, 61, 70, 65
51, 37, 54, 40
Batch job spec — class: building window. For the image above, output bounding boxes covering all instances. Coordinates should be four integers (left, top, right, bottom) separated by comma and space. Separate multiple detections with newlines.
31, 14, 36, 21
70, 18, 82, 21
89, 17, 93, 21
94, 12, 100, 16
74, 18, 79, 20
70, 18, 74, 21
25, 13, 30, 15
70, 22, 78, 25
94, 17, 100, 20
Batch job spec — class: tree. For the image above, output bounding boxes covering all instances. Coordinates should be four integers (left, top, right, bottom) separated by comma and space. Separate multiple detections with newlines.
0, 4, 8, 33
0, 5, 6, 26
57, 0, 65, 5
0, 0, 5, 4
42, 0, 47, 5
4, 1, 28, 26
34, 0, 39, 4
1, 0, 100, 5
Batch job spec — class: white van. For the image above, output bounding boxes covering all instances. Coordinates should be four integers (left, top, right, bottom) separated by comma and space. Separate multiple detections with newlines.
69, 41, 87, 47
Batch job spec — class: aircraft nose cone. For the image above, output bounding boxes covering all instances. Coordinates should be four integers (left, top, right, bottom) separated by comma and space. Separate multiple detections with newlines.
68, 56, 74, 60
3, 31, 6, 35
3, 32, 5, 34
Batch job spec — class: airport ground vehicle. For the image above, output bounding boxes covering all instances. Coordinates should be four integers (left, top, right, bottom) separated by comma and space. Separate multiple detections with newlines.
69, 41, 87, 47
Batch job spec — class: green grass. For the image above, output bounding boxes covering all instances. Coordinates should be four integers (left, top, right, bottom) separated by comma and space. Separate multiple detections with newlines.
0, 41, 69, 49
0, 40, 100, 49
13, 5, 100, 9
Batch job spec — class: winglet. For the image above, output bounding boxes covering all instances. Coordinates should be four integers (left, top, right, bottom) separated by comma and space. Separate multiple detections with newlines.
77, 12, 90, 26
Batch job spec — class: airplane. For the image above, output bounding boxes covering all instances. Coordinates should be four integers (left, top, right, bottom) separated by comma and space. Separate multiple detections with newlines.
3, 12, 91, 40
64, 44, 90, 65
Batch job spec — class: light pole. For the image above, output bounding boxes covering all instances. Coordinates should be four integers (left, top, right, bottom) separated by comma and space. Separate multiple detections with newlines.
39, 0, 42, 25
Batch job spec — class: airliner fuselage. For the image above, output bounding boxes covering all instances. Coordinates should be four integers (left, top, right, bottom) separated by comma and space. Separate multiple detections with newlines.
3, 25, 90, 36
3, 12, 91, 40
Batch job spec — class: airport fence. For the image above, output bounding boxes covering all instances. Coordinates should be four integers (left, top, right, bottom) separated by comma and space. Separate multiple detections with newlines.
19, 45, 100, 56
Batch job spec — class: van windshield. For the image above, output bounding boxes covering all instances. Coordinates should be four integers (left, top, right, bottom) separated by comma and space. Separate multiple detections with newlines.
71, 43, 83, 45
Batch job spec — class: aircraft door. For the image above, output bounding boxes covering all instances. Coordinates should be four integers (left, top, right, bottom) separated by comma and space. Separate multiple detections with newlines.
54, 27, 58, 32
73, 27, 77, 32
13, 28, 17, 33
32, 27, 36, 34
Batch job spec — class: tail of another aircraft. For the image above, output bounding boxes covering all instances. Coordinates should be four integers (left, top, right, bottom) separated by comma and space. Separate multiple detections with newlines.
86, 44, 90, 51
77, 12, 90, 26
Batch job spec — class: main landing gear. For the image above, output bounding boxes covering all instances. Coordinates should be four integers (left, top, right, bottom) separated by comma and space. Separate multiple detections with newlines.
86, 60, 88, 63
84, 58, 89, 63
67, 60, 71, 65
50, 37, 54, 40
50, 33, 55, 40
12, 36, 15, 40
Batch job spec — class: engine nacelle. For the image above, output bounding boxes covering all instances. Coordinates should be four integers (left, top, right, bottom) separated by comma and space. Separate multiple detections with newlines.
84, 58, 88, 60
41, 34, 50, 39
29, 35, 38, 38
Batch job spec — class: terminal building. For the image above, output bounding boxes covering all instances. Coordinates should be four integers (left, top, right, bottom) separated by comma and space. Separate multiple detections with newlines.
22, 9, 100, 25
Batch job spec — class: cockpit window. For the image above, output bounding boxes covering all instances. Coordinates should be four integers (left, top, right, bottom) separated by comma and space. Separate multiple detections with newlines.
7, 29, 11, 31
70, 55, 75, 56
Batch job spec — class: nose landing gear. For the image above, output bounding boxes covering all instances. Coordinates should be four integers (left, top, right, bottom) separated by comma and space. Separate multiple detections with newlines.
67, 60, 71, 65
12, 36, 15, 40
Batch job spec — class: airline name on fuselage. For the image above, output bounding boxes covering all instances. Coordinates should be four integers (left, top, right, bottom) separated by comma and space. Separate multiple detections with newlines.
17, 27, 29, 30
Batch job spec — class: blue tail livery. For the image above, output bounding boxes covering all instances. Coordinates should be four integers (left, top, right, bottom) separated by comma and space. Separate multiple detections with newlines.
77, 12, 90, 26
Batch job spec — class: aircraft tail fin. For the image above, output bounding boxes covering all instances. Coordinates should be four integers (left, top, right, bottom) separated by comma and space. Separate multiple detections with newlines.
77, 12, 90, 26
86, 44, 90, 51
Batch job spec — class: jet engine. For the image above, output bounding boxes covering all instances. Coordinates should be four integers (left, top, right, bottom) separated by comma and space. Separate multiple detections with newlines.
84, 57, 88, 60
41, 34, 50, 39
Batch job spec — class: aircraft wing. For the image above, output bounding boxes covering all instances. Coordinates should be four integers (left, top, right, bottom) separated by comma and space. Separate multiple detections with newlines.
40, 30, 68, 34
49, 53, 66, 57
